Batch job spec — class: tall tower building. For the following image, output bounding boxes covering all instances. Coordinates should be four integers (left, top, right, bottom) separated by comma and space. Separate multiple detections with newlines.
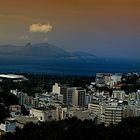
72, 88, 86, 107
60, 86, 75, 105
52, 83, 61, 94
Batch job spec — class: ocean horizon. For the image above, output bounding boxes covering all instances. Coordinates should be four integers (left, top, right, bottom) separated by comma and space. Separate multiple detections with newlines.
0, 56, 139, 76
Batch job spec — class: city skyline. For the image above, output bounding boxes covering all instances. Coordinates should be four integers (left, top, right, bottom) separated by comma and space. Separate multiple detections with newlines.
0, 0, 140, 58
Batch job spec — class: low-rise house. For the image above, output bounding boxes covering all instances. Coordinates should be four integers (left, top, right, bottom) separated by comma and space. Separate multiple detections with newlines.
30, 106, 58, 122
9, 105, 21, 117
15, 116, 39, 129
72, 110, 96, 121
0, 118, 16, 133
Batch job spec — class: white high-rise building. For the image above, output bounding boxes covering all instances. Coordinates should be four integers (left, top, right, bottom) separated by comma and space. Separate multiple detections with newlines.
112, 90, 125, 100
105, 106, 123, 125
52, 83, 60, 94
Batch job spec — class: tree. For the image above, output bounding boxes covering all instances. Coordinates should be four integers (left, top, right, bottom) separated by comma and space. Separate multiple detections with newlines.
0, 92, 19, 106
0, 104, 9, 123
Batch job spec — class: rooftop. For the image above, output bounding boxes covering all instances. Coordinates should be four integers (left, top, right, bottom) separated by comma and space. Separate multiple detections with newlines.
16, 116, 39, 124
0, 74, 27, 79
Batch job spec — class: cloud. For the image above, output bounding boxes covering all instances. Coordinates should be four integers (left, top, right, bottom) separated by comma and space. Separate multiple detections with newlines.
29, 23, 52, 33
20, 36, 29, 40
43, 38, 48, 42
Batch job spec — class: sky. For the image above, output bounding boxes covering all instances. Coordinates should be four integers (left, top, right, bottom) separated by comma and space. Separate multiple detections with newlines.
0, 0, 140, 59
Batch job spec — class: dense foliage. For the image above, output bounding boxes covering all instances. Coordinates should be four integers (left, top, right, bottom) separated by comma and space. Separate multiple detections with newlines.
0, 104, 9, 123
0, 91, 19, 123
0, 92, 19, 106
1, 117, 140, 140
121, 73, 140, 94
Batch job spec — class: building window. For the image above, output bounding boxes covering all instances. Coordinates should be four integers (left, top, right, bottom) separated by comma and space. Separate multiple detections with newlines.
40, 117, 42, 120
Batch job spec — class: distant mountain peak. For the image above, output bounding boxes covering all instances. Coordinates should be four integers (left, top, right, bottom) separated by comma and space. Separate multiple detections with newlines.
0, 42, 96, 59
25, 42, 32, 47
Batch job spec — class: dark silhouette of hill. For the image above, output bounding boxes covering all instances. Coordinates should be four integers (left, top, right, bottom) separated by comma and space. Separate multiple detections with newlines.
0, 43, 96, 59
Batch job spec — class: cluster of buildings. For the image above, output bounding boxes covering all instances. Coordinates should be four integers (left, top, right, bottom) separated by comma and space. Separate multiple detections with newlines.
95, 73, 122, 88
88, 90, 140, 126
0, 82, 94, 134
52, 83, 90, 107
0, 72, 140, 134
88, 73, 140, 126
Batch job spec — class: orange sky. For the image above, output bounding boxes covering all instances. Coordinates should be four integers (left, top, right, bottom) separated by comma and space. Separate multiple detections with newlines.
0, 0, 140, 57
0, 1, 139, 16
0, 0, 139, 34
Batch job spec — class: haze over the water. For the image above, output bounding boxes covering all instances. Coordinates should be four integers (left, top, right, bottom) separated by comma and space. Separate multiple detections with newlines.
0, 0, 140, 59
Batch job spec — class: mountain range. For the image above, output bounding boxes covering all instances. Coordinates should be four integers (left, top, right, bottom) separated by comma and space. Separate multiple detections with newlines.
0, 43, 139, 75
0, 43, 96, 59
